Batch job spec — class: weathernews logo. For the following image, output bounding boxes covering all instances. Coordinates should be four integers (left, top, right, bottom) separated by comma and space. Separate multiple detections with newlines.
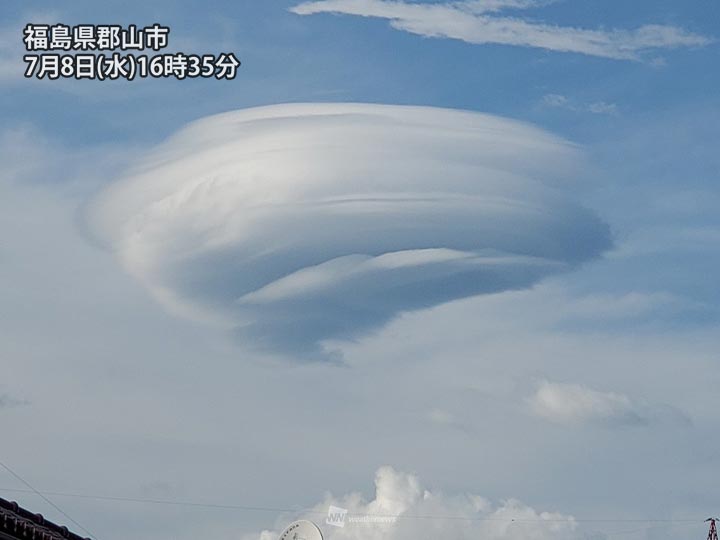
326, 505, 397, 528
326, 506, 348, 527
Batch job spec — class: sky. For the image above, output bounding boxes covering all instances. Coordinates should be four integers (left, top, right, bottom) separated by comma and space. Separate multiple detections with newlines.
0, 1, 719, 540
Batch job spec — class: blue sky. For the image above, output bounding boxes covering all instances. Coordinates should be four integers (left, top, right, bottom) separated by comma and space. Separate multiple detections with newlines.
1, 2, 719, 540
2, 0, 717, 143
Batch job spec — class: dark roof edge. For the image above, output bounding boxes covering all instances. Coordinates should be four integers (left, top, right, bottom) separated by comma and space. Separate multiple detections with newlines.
0, 496, 91, 540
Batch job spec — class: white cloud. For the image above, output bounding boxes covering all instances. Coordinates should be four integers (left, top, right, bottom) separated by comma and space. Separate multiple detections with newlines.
290, 0, 711, 60
527, 380, 689, 427
586, 102, 618, 115
541, 93, 570, 108
541, 94, 618, 116
1, 114, 715, 537
87, 103, 610, 360
250, 466, 578, 540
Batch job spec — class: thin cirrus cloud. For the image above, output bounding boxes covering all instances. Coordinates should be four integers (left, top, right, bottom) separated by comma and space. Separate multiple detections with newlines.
248, 466, 578, 540
541, 94, 619, 116
87, 103, 611, 360
527, 380, 691, 427
290, 0, 711, 60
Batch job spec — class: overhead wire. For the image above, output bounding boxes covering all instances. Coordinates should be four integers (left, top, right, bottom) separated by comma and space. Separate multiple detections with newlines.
0, 485, 708, 525
0, 459, 99, 539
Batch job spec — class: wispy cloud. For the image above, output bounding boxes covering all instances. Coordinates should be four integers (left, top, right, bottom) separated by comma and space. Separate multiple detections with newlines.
527, 380, 690, 427
290, 0, 711, 60
427, 408, 470, 431
542, 94, 619, 115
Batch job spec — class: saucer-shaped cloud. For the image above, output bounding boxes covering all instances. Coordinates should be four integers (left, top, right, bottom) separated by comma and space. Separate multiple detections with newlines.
88, 103, 611, 360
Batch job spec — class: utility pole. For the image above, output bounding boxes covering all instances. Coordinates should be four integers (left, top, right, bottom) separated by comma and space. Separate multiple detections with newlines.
707, 518, 719, 540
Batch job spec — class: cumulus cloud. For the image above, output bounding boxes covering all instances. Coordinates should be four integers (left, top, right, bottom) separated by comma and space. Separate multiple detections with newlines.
290, 0, 711, 60
88, 103, 610, 360
527, 381, 690, 427
250, 466, 578, 540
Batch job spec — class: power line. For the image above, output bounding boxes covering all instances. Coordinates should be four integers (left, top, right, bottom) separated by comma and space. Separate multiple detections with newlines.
0, 460, 98, 539
0, 486, 303, 514
0, 485, 707, 525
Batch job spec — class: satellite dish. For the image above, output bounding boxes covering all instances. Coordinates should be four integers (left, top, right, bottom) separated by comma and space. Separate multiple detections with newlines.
278, 520, 324, 540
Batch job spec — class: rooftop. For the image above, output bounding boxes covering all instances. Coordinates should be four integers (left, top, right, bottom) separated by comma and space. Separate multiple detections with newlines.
0, 496, 91, 540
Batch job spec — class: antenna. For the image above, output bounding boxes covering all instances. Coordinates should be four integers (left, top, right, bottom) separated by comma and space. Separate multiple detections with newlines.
277, 520, 323, 540
706, 518, 719, 540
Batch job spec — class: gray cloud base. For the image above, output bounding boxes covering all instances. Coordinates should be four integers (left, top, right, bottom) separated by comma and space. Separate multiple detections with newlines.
89, 103, 611, 360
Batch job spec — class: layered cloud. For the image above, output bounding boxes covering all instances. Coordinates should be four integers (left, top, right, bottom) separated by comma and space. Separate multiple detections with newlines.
88, 103, 610, 359
251, 466, 578, 540
290, 0, 711, 60
527, 380, 690, 427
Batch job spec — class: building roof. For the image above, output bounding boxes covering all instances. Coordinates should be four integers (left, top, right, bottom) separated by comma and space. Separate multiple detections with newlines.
0, 496, 91, 540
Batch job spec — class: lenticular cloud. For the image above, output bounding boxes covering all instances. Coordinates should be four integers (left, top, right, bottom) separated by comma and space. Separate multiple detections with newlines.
89, 103, 611, 360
